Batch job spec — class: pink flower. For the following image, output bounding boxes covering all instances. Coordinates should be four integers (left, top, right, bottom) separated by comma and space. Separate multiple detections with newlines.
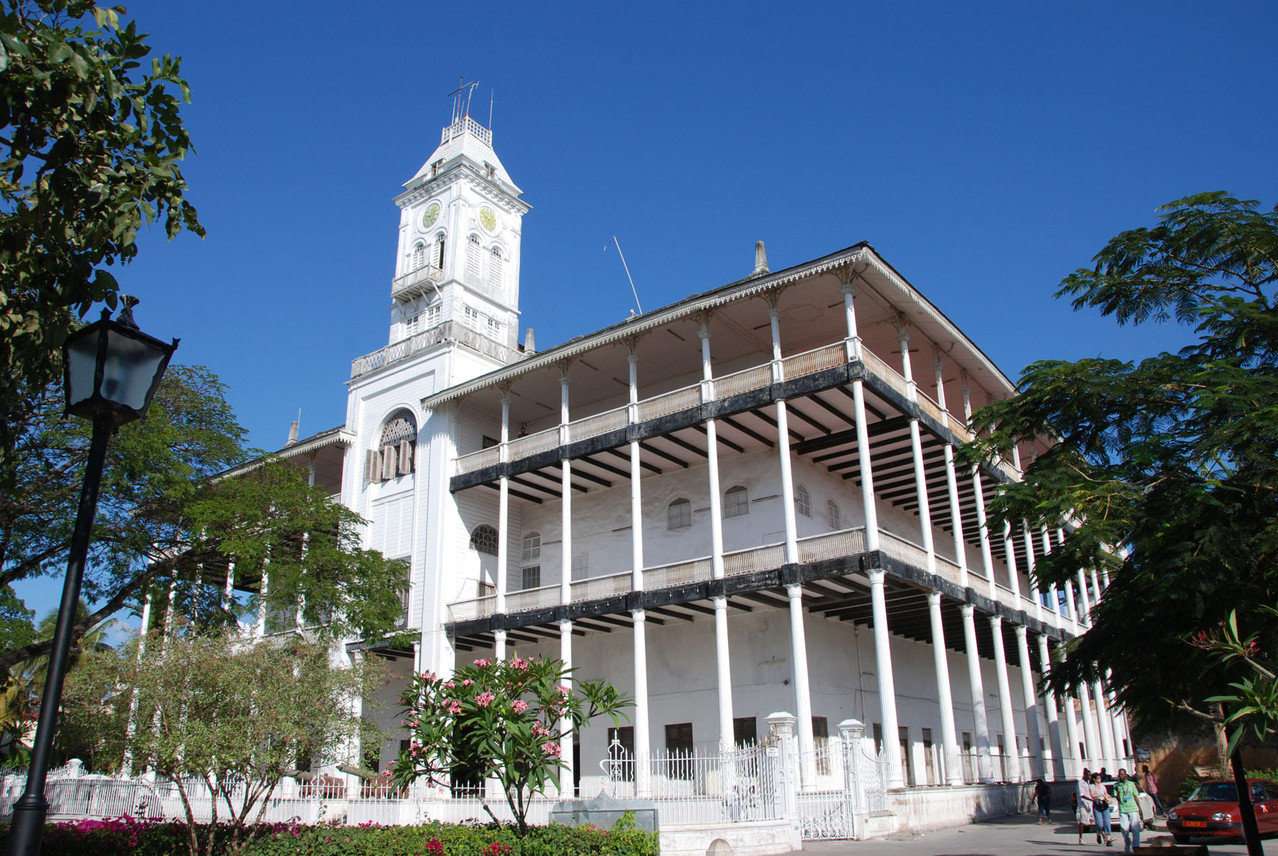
448, 700, 463, 715
512, 700, 528, 713
474, 658, 492, 667
556, 684, 570, 696
476, 691, 496, 707
544, 741, 562, 757
462, 679, 474, 687
511, 657, 528, 670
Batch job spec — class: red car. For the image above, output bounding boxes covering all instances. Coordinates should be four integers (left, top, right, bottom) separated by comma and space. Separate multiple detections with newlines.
1167, 779, 1278, 843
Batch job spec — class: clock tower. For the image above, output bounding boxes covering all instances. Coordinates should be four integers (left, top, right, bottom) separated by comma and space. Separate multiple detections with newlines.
387, 106, 529, 365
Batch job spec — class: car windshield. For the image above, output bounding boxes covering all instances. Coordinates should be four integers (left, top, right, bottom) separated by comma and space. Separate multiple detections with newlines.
1188, 783, 1238, 802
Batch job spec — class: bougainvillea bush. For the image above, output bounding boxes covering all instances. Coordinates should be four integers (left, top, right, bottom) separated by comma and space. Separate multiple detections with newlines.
390, 657, 631, 834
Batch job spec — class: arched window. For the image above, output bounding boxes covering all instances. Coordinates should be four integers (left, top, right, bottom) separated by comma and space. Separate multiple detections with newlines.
667, 497, 692, 530
411, 242, 426, 271
434, 232, 446, 269
724, 486, 749, 518
521, 531, 541, 562
470, 525, 498, 556
466, 233, 482, 282
365, 410, 417, 482
795, 485, 812, 518
826, 499, 842, 530
488, 246, 504, 292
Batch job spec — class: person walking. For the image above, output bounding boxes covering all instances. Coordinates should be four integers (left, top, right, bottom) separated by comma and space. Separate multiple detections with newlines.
1114, 768, 1145, 853
1143, 764, 1165, 816
1035, 777, 1052, 824
1077, 768, 1094, 845
1090, 771, 1115, 847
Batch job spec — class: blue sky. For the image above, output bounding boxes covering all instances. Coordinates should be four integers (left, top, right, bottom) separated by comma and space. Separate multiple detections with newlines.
15, 2, 1278, 619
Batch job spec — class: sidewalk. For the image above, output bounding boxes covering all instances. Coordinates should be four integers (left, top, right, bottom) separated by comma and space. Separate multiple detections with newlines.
793, 815, 1278, 855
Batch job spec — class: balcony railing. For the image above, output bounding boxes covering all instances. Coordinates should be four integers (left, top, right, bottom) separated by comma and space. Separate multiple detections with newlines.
391, 265, 442, 302
453, 341, 993, 478
447, 528, 868, 623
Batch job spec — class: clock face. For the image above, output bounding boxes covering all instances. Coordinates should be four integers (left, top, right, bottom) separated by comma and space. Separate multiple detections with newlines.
420, 202, 441, 230
479, 206, 497, 234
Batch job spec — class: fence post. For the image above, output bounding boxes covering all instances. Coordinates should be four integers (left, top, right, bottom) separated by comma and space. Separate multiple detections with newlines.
838, 719, 866, 839
766, 711, 798, 821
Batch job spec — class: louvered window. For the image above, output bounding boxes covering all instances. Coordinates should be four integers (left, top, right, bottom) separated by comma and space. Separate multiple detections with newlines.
488, 247, 504, 292
466, 234, 482, 283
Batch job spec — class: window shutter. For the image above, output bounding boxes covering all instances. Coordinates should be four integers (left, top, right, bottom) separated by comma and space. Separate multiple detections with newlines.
398, 440, 414, 475
365, 449, 381, 482
382, 448, 397, 480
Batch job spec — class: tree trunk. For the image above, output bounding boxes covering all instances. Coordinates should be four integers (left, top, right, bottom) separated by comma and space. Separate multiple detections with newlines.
1213, 705, 1230, 778
1231, 747, 1263, 856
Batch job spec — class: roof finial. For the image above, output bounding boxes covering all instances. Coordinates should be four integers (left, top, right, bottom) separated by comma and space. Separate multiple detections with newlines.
753, 241, 770, 277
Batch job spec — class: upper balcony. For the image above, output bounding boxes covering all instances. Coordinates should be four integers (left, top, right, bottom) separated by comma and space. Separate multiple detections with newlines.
392, 264, 443, 303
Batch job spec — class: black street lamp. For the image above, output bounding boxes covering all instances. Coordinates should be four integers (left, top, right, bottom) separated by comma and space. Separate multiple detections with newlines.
5, 297, 177, 856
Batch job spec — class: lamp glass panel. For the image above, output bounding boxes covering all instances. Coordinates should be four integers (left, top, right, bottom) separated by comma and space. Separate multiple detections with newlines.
65, 332, 103, 408
101, 328, 166, 411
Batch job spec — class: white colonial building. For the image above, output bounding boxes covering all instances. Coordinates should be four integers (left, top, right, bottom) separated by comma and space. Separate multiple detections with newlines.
270, 107, 1132, 809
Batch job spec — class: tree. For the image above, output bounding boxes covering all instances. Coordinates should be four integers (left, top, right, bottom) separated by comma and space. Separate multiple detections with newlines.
0, 364, 411, 674
964, 192, 1277, 854
0, 0, 203, 512
62, 632, 385, 856
390, 656, 631, 835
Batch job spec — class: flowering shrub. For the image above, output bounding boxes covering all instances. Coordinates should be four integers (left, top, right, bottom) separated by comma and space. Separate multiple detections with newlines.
389, 657, 630, 834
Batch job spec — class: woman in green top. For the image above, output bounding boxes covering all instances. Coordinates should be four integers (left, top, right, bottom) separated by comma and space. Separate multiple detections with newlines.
1114, 768, 1145, 853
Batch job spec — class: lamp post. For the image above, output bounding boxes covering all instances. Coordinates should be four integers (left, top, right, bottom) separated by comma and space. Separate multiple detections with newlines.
5, 297, 177, 856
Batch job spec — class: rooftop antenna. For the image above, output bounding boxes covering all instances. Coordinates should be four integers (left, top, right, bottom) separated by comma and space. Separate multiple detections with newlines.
464, 80, 478, 117
605, 236, 643, 316
448, 76, 477, 124
488, 89, 495, 131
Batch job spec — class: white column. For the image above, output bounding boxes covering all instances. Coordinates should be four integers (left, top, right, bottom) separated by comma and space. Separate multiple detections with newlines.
1063, 580, 1079, 626
961, 604, 993, 781
1092, 678, 1118, 770
1003, 523, 1022, 599
1078, 680, 1103, 768
1015, 626, 1045, 780
558, 371, 574, 792
869, 570, 902, 788
943, 447, 968, 585
1041, 527, 1061, 622
700, 319, 734, 749
1023, 524, 1044, 623
495, 391, 510, 659
989, 616, 1020, 782
842, 281, 862, 360
254, 567, 267, 638
851, 381, 879, 551
971, 470, 997, 600
558, 619, 574, 793
1038, 634, 1067, 780
627, 346, 651, 797
776, 399, 815, 786
927, 591, 964, 785
1075, 569, 1091, 626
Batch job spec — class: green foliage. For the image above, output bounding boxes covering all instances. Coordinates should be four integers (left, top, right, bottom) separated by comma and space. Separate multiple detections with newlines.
391, 657, 631, 835
0, 0, 202, 442
3, 818, 661, 856
963, 192, 1278, 732
1198, 610, 1278, 757
0, 364, 410, 674
59, 633, 387, 856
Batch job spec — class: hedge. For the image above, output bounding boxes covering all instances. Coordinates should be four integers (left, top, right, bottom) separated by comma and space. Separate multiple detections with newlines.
2, 817, 660, 856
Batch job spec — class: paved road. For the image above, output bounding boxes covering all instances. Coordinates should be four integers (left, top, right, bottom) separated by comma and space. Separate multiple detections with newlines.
794, 815, 1278, 855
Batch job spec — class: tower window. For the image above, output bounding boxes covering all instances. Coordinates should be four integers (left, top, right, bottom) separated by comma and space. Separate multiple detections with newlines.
488, 247, 504, 293
411, 242, 426, 271
724, 485, 749, 518
469, 525, 498, 556
434, 232, 446, 269
667, 498, 691, 530
366, 410, 417, 483
466, 233, 482, 283
795, 484, 811, 518
826, 499, 842, 529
